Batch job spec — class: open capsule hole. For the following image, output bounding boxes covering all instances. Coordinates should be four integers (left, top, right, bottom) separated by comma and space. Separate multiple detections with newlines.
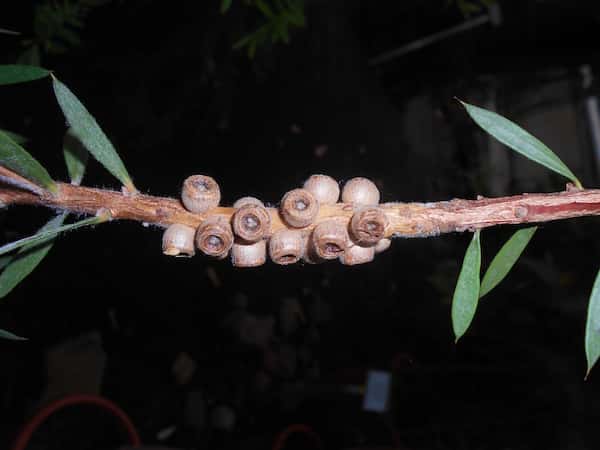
243, 214, 260, 231
324, 242, 342, 255
192, 179, 211, 191
206, 235, 224, 251
294, 199, 308, 211
280, 254, 299, 263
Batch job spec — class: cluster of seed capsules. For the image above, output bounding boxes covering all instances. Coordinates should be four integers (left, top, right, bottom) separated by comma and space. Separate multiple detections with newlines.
162, 174, 392, 267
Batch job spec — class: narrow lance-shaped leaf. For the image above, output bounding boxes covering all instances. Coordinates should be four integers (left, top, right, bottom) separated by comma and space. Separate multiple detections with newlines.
0, 214, 108, 257
480, 227, 537, 298
0, 64, 50, 85
460, 101, 582, 188
0, 213, 67, 299
0, 129, 28, 144
585, 269, 600, 378
52, 76, 136, 192
0, 328, 27, 340
63, 128, 88, 185
0, 130, 57, 194
451, 230, 481, 342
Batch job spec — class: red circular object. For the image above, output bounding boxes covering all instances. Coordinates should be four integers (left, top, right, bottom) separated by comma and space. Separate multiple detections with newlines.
11, 394, 141, 450
272, 424, 323, 450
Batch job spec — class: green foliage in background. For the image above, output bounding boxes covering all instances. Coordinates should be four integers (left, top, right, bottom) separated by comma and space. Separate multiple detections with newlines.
221, 0, 306, 58
17, 0, 111, 66
448, 0, 496, 17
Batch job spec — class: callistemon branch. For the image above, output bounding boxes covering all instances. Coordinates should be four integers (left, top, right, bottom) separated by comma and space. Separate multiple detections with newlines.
1, 178, 599, 237
3, 68, 600, 375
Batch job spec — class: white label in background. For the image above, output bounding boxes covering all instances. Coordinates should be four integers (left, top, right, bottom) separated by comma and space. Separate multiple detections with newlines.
362, 370, 391, 413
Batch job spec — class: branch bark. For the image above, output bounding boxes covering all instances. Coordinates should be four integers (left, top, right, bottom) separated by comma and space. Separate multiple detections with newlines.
1, 181, 599, 238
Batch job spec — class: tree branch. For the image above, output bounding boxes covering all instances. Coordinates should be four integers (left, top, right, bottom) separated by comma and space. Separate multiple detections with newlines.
1, 182, 599, 238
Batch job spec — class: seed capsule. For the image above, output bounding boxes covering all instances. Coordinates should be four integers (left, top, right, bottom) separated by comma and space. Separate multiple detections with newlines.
269, 229, 304, 265
162, 224, 195, 257
303, 174, 340, 205
350, 207, 389, 246
231, 240, 267, 267
341, 177, 380, 205
232, 198, 271, 243
233, 196, 264, 209
280, 188, 319, 228
375, 238, 391, 254
181, 175, 221, 213
340, 244, 375, 265
311, 220, 348, 260
196, 216, 233, 258
302, 235, 324, 264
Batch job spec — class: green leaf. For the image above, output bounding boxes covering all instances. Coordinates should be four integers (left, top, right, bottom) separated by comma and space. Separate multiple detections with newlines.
0, 65, 50, 85
480, 227, 537, 298
0, 214, 66, 298
0, 328, 27, 340
585, 268, 600, 378
0, 214, 107, 257
233, 33, 254, 50
460, 101, 582, 188
0, 129, 27, 144
0, 255, 12, 270
52, 76, 136, 192
220, 0, 233, 13
0, 130, 57, 194
274, 20, 290, 43
255, 0, 275, 18
283, 0, 305, 26
451, 230, 481, 342
63, 128, 88, 185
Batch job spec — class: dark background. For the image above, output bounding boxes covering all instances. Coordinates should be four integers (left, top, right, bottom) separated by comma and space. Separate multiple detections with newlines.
1, 1, 600, 449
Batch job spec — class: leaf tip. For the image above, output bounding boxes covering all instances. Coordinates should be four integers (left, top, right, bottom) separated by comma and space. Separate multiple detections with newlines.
454, 97, 468, 108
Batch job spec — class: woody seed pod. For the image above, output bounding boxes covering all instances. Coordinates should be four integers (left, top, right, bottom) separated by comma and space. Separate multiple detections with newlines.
233, 196, 264, 209
181, 175, 221, 213
231, 240, 267, 267
340, 244, 375, 265
341, 177, 380, 205
196, 216, 234, 258
232, 198, 271, 243
269, 229, 304, 265
375, 238, 391, 254
350, 207, 389, 246
303, 174, 340, 205
280, 188, 319, 228
162, 224, 196, 257
301, 234, 324, 264
311, 220, 349, 260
